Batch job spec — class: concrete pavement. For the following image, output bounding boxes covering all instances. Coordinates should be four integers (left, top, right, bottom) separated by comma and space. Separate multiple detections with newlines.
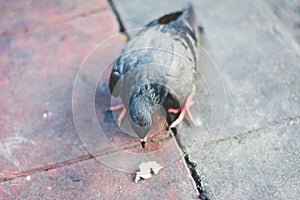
112, 0, 300, 199
1, 0, 300, 199
0, 0, 198, 199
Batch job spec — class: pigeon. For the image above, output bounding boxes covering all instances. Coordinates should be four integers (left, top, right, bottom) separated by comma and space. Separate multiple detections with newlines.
108, 3, 200, 148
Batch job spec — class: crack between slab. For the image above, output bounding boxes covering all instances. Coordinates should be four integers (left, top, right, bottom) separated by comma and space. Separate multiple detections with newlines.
174, 136, 209, 199
0, 132, 173, 183
108, 0, 125, 33
173, 114, 300, 199
0, 7, 107, 40
203, 114, 300, 148
260, 0, 300, 57
0, 154, 93, 183
3, 115, 298, 185
107, 0, 130, 39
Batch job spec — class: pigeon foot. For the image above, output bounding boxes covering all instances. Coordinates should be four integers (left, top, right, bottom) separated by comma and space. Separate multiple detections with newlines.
107, 104, 127, 126
169, 86, 195, 128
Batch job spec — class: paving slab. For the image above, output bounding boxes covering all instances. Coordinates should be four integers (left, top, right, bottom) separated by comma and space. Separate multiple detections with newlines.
0, 0, 200, 198
113, 0, 300, 198
113, 0, 300, 140
264, 0, 300, 46
0, 0, 119, 177
0, 0, 109, 38
191, 119, 300, 199
0, 157, 198, 200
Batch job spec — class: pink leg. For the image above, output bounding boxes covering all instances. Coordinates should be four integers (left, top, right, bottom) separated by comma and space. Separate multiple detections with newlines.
107, 104, 127, 126
169, 86, 195, 128
168, 108, 181, 114
107, 104, 124, 111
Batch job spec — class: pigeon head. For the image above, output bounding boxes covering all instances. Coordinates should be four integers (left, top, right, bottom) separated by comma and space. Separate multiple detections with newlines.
128, 84, 169, 148
129, 95, 151, 148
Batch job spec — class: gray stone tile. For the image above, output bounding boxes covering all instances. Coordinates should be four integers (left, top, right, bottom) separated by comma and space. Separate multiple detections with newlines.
190, 119, 300, 199
112, 0, 300, 198
113, 0, 300, 143
263, 0, 300, 46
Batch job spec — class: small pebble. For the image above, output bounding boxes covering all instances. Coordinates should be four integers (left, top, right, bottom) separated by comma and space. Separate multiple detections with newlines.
43, 111, 52, 119
195, 119, 203, 127
121, 33, 129, 41
43, 113, 48, 118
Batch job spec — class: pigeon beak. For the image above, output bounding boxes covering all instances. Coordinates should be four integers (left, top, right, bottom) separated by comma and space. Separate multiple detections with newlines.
140, 137, 147, 148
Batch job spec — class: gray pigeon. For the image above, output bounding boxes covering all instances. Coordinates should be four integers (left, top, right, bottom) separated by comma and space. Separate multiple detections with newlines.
108, 4, 200, 148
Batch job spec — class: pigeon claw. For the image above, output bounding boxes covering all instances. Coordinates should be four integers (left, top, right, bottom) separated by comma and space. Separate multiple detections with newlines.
107, 104, 127, 126
169, 86, 195, 128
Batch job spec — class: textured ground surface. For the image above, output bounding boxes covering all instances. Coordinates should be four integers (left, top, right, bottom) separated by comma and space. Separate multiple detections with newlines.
1, 0, 300, 199
113, 0, 300, 199
0, 0, 198, 199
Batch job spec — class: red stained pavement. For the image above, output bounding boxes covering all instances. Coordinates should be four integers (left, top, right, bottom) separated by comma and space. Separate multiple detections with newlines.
0, 0, 198, 199
0, 158, 197, 199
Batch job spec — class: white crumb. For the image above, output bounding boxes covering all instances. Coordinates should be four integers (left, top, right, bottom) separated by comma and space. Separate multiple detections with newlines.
42, 111, 52, 119
43, 113, 48, 118
135, 161, 163, 182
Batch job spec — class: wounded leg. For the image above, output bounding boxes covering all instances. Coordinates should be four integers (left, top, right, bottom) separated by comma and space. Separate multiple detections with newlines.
107, 104, 127, 126
169, 86, 195, 128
